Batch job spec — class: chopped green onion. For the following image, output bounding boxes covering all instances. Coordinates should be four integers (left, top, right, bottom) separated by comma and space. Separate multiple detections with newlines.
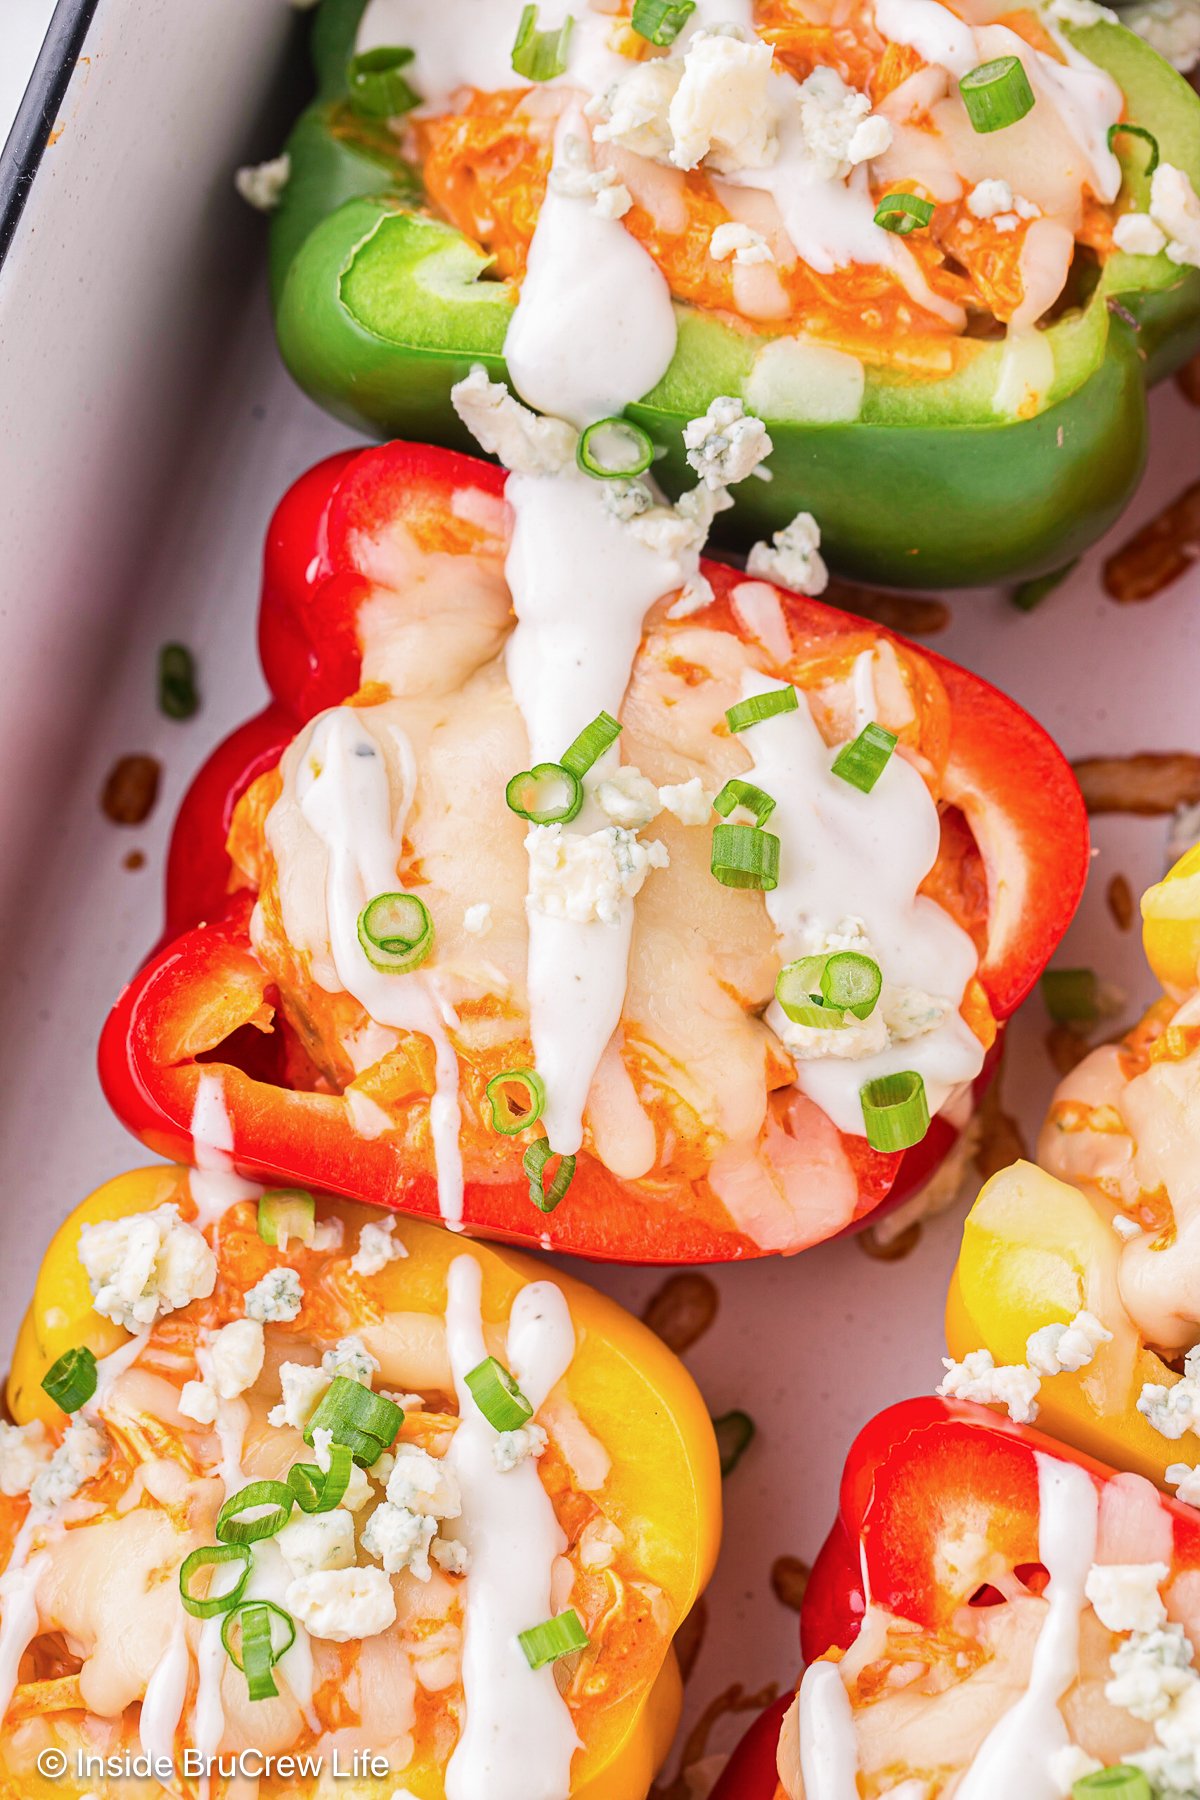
713, 779, 776, 828
631, 0, 696, 45
1041, 967, 1101, 1025
577, 419, 655, 481
287, 1442, 353, 1514
1012, 558, 1078, 612
221, 1601, 296, 1703
159, 642, 199, 720
41, 1346, 97, 1413
822, 952, 883, 1019
831, 722, 897, 794
1107, 123, 1159, 177
860, 1071, 930, 1151
512, 6, 573, 81
505, 762, 583, 825
725, 688, 798, 733
465, 1356, 535, 1432
179, 1544, 252, 1619
257, 1188, 315, 1249
357, 891, 434, 973
305, 1377, 404, 1465
560, 712, 622, 780
216, 1479, 295, 1545
486, 1068, 547, 1136
873, 192, 935, 235
523, 1139, 577, 1213
713, 1409, 756, 1476
711, 822, 780, 891
1073, 1771, 1152, 1800
346, 46, 421, 118
959, 56, 1035, 133
518, 1608, 590, 1669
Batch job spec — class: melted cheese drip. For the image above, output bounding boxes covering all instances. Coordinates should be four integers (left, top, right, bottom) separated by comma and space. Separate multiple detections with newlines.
296, 706, 466, 1226
0, 1513, 47, 1723
189, 1071, 263, 1228
798, 1660, 861, 1798
736, 670, 983, 1134
140, 1614, 191, 1764
443, 1255, 579, 1800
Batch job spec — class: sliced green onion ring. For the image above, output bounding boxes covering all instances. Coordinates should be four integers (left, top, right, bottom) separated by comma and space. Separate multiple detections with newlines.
560, 712, 622, 780
959, 55, 1035, 133
860, 1071, 930, 1151
518, 1608, 590, 1668
465, 1356, 535, 1432
774, 957, 848, 1029
874, 192, 935, 235
577, 419, 655, 481
523, 1139, 578, 1213
712, 1409, 756, 1477
159, 642, 199, 720
711, 822, 780, 891
257, 1188, 315, 1249
505, 762, 583, 825
41, 1346, 98, 1413
1107, 122, 1159, 176
357, 891, 434, 973
631, 0, 696, 45
1041, 967, 1100, 1025
304, 1377, 404, 1465
486, 1068, 547, 1136
713, 778, 776, 828
221, 1600, 296, 1702
512, 5, 574, 81
1072, 1769, 1152, 1799
179, 1544, 253, 1619
216, 1479, 295, 1545
831, 722, 897, 793
287, 1442, 353, 1514
725, 688, 798, 733
822, 951, 883, 1020
346, 46, 421, 118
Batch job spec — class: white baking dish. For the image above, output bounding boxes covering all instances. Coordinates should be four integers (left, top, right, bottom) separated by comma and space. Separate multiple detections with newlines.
1, 3, 1198, 1775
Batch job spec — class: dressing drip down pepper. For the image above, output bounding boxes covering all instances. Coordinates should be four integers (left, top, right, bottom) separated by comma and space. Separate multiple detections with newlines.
264, 0, 1200, 587
711, 1398, 1200, 1798
947, 840, 1200, 1495
99, 435, 1087, 1262
0, 1165, 718, 1799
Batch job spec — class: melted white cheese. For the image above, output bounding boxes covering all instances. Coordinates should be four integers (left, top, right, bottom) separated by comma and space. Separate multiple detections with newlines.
0, 1513, 47, 1723
443, 1255, 579, 1800
798, 1659, 861, 1798
140, 1613, 191, 1764
295, 706, 466, 1226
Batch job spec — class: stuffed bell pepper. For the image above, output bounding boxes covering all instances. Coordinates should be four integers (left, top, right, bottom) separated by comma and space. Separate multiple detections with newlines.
100, 418, 1087, 1262
947, 841, 1200, 1496
263, 0, 1200, 587
0, 1163, 718, 1799
712, 1396, 1200, 1798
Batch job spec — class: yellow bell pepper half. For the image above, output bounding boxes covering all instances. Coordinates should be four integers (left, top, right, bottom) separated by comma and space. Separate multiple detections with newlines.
5, 1166, 721, 1800
948, 842, 1200, 1487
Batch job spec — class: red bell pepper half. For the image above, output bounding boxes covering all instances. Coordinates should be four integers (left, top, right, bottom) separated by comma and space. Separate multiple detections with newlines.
101, 441, 1087, 1263
713, 1397, 1200, 1798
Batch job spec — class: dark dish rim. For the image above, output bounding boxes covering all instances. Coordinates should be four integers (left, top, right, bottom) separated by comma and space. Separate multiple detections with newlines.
0, 0, 99, 272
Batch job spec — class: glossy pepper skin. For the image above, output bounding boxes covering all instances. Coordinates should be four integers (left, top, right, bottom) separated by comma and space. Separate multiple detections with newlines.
947, 841, 1200, 1488
7, 1165, 719, 1800
268, 0, 1200, 589
711, 1397, 1200, 1799
100, 439, 1087, 1262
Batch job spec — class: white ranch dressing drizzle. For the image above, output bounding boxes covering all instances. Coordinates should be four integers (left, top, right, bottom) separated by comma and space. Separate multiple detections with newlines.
736, 670, 983, 1135
874, 0, 979, 77
188, 1071, 263, 1229
501, 111, 682, 1156
797, 1659, 861, 1799
0, 1511, 48, 1722
192, 1359, 250, 1787
140, 1612, 191, 1764
955, 1455, 1099, 1798
296, 706, 465, 1226
443, 1254, 579, 1800
87, 1329, 153, 1418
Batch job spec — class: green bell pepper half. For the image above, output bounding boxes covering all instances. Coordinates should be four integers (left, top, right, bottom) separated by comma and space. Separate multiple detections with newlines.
271, 0, 1200, 588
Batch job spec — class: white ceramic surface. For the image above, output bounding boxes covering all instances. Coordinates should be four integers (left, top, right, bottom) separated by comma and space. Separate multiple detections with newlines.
0, 3, 1197, 1782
